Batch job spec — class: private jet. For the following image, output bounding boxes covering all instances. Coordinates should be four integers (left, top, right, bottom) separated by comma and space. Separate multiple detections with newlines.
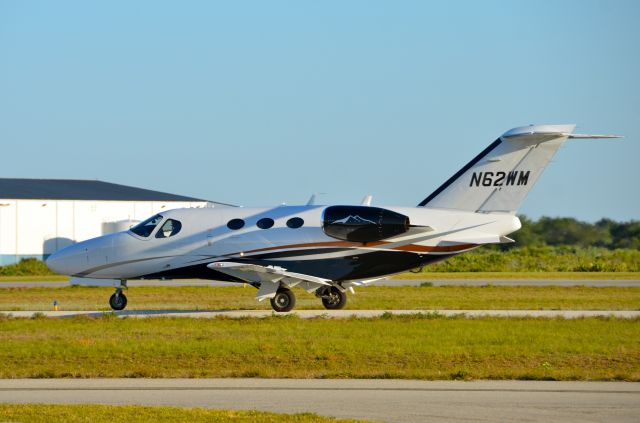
46, 124, 619, 312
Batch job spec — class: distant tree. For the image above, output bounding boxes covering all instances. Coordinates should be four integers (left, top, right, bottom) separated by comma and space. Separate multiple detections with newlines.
508, 215, 545, 248
610, 220, 640, 249
535, 216, 608, 248
506, 216, 638, 250
594, 218, 615, 248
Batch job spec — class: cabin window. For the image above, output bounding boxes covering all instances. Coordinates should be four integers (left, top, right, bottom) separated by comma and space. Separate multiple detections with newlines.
227, 218, 245, 230
257, 218, 275, 229
155, 219, 182, 238
130, 214, 163, 237
286, 217, 304, 228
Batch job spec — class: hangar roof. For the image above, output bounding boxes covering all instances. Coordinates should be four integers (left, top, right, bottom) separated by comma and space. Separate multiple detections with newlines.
0, 178, 210, 202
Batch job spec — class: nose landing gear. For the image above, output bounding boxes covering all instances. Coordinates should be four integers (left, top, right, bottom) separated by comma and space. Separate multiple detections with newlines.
109, 281, 128, 311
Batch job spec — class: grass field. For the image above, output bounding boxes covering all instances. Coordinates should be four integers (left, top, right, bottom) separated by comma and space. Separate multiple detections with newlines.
0, 275, 68, 282
0, 314, 638, 381
392, 271, 640, 280
0, 404, 369, 423
1, 271, 638, 282
1, 285, 638, 311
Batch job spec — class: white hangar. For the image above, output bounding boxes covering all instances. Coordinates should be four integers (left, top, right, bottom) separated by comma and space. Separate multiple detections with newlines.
0, 178, 231, 265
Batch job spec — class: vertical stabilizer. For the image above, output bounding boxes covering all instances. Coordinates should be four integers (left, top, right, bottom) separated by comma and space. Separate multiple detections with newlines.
418, 124, 578, 213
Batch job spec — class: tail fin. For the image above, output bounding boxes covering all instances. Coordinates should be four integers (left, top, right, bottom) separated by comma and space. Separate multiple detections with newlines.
418, 124, 620, 214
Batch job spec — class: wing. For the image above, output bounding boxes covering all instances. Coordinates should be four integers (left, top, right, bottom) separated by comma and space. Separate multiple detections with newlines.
207, 262, 331, 301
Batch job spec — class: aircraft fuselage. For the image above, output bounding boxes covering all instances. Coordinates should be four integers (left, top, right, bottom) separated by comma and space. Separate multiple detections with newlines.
46, 205, 520, 283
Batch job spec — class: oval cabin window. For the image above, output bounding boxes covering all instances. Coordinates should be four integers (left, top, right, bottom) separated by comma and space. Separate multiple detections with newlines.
227, 218, 245, 230
286, 217, 304, 229
257, 218, 275, 229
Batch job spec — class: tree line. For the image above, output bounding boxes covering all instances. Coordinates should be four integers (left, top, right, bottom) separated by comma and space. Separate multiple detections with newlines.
507, 216, 640, 250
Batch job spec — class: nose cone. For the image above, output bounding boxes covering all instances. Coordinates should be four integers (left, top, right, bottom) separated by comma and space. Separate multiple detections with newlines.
46, 244, 85, 276
46, 232, 129, 277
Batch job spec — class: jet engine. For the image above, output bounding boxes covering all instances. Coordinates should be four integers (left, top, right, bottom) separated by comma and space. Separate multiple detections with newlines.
322, 205, 410, 243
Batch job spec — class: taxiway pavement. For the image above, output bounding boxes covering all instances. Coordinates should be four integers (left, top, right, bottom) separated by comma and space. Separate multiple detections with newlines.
0, 379, 638, 423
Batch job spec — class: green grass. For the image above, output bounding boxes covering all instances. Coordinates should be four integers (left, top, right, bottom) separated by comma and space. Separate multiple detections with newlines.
0, 258, 56, 277
0, 314, 638, 381
0, 404, 369, 423
420, 246, 640, 272
392, 271, 640, 280
0, 275, 68, 282
2, 246, 639, 280
1, 271, 639, 282
1, 285, 638, 311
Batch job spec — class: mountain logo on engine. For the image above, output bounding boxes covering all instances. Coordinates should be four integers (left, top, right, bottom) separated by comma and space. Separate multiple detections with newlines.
331, 215, 377, 225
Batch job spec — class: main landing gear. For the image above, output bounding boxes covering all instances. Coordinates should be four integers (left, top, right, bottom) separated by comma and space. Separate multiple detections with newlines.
267, 285, 348, 312
317, 286, 347, 310
109, 281, 128, 311
270, 287, 296, 312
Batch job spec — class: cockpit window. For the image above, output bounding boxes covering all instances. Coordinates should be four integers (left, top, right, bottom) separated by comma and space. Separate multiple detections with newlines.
130, 214, 163, 237
155, 219, 182, 238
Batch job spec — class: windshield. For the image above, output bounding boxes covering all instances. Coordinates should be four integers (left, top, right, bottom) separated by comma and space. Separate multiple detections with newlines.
130, 214, 163, 237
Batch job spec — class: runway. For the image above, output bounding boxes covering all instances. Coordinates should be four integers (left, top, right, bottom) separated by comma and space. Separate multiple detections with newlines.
5, 309, 640, 319
1, 278, 639, 288
1, 379, 638, 422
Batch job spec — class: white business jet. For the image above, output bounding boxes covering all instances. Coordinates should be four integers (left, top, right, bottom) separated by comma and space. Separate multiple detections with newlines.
46, 124, 619, 312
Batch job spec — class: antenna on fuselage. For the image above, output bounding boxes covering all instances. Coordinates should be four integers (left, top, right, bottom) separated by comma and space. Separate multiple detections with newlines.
306, 193, 327, 206
360, 195, 373, 206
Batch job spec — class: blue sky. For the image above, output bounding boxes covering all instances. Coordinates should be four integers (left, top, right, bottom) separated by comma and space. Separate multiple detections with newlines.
1, 0, 638, 221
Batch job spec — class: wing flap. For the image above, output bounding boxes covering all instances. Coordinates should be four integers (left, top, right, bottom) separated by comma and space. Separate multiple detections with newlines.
207, 261, 331, 300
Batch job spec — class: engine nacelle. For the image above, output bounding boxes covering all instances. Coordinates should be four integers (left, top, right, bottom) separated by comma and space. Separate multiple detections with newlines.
322, 205, 410, 243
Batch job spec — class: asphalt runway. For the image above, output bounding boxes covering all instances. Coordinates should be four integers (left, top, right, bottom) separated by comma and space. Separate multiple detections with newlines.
6, 309, 640, 319
1, 379, 638, 422
1, 278, 639, 288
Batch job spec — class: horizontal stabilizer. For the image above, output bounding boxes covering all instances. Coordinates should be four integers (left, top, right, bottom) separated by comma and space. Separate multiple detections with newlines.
501, 127, 622, 142
567, 134, 623, 139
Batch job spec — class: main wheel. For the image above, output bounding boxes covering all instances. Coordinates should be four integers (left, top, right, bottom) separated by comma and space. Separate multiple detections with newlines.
320, 286, 347, 310
109, 292, 128, 311
270, 288, 296, 312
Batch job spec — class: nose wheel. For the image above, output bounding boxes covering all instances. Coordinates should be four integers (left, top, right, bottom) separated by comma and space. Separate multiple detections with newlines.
109, 284, 128, 311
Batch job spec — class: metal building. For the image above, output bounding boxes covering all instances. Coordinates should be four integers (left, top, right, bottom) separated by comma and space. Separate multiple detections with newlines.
0, 178, 230, 265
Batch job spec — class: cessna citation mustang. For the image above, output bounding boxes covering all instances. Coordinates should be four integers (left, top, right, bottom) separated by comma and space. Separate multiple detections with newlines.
46, 124, 619, 312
